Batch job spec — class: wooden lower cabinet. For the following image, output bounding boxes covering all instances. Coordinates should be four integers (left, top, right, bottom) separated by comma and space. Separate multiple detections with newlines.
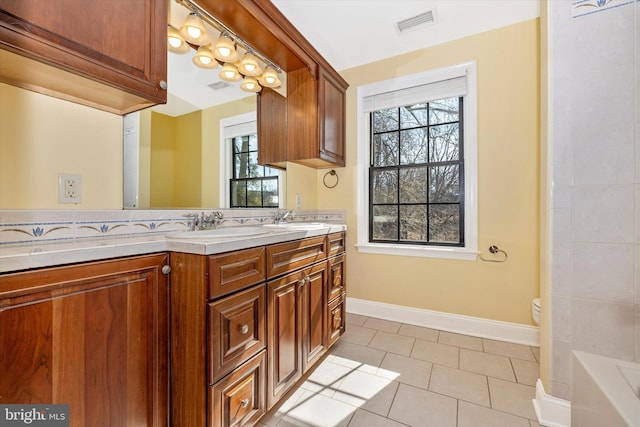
267, 261, 327, 407
0, 254, 170, 427
171, 233, 346, 426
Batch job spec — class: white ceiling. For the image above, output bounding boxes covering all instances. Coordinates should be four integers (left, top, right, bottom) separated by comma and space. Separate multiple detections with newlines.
271, 0, 540, 72
154, 0, 539, 116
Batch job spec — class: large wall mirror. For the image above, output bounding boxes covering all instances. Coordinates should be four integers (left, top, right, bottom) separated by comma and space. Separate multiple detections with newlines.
123, 1, 287, 210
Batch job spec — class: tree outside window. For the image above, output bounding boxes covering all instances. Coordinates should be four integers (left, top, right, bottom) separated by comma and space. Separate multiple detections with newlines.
369, 97, 464, 246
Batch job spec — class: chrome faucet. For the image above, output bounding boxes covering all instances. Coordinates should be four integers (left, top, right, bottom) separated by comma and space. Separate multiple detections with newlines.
273, 209, 294, 224
184, 211, 224, 231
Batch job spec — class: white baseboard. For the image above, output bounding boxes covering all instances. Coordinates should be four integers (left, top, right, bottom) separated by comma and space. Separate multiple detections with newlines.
532, 379, 571, 427
345, 297, 539, 346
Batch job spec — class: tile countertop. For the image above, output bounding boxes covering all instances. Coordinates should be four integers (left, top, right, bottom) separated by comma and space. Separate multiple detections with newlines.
0, 224, 347, 274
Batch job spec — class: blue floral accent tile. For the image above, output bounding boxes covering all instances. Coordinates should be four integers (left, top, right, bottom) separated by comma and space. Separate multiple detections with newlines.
572, 0, 634, 17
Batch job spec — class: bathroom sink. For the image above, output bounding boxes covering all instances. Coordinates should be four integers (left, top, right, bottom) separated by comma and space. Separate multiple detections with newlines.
263, 222, 328, 230
166, 226, 271, 239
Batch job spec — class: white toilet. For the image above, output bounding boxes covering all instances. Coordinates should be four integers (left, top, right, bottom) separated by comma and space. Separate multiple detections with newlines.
531, 298, 541, 326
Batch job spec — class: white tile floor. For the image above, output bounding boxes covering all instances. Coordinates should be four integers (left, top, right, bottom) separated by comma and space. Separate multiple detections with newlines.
260, 313, 542, 427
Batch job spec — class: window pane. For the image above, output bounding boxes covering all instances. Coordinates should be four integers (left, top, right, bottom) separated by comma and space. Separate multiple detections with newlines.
400, 205, 427, 241
248, 152, 260, 177
373, 109, 398, 132
400, 128, 428, 165
264, 166, 279, 177
372, 205, 398, 240
372, 170, 398, 203
400, 167, 427, 203
429, 165, 459, 202
234, 153, 249, 178
248, 134, 258, 151
373, 133, 399, 166
429, 97, 459, 124
262, 179, 279, 207
231, 181, 246, 207
429, 204, 460, 243
429, 123, 459, 162
246, 180, 262, 207
400, 104, 428, 128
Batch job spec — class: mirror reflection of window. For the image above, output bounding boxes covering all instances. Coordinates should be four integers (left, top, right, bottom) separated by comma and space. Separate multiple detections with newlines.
230, 134, 279, 208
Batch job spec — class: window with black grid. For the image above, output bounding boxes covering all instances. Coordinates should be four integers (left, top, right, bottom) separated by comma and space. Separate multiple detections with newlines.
369, 97, 464, 246
230, 134, 279, 208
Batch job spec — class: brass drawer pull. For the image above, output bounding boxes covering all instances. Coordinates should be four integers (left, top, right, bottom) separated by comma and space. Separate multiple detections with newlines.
240, 324, 249, 334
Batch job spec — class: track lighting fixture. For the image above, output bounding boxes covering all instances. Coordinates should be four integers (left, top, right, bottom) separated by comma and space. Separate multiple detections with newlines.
170, 0, 282, 93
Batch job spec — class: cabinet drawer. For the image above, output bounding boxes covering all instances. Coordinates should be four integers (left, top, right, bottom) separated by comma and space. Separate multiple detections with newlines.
266, 236, 327, 278
208, 285, 266, 384
208, 247, 266, 299
327, 232, 346, 257
328, 294, 346, 347
208, 350, 266, 427
327, 254, 345, 303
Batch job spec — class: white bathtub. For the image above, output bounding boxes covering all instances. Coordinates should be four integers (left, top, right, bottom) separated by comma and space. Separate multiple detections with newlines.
572, 351, 640, 426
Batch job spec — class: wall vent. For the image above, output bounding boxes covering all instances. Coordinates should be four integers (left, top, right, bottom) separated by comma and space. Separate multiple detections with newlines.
395, 10, 435, 35
208, 81, 231, 91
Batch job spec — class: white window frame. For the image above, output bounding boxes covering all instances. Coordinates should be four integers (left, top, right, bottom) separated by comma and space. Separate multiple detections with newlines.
219, 112, 284, 208
356, 61, 478, 260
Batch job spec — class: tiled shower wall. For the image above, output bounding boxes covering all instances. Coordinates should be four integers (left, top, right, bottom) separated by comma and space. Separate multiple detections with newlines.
548, 0, 639, 399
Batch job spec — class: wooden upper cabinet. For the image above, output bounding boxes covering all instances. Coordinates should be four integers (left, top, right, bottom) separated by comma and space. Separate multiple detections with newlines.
257, 87, 288, 169
286, 65, 347, 168
0, 0, 167, 114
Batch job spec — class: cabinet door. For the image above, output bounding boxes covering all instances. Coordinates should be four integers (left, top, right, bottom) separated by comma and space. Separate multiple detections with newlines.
328, 295, 346, 347
0, 254, 169, 427
301, 262, 327, 373
258, 87, 288, 169
267, 272, 302, 407
0, 0, 167, 114
318, 67, 346, 167
327, 254, 345, 303
208, 350, 266, 427
208, 285, 266, 384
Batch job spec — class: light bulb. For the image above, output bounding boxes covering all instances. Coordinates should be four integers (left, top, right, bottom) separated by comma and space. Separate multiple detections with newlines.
240, 76, 261, 92
186, 26, 201, 39
258, 67, 281, 88
214, 34, 237, 62
219, 62, 242, 82
238, 52, 262, 77
179, 11, 210, 45
167, 25, 189, 54
193, 45, 218, 69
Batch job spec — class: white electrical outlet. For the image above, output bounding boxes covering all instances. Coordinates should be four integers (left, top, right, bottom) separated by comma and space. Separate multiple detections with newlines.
295, 193, 303, 209
58, 173, 82, 204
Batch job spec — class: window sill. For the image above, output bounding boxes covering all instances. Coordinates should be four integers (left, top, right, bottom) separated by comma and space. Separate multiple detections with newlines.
355, 242, 478, 261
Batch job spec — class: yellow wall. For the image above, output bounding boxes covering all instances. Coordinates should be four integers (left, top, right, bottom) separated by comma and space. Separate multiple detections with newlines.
0, 83, 123, 209
173, 110, 202, 207
319, 19, 540, 325
149, 112, 175, 207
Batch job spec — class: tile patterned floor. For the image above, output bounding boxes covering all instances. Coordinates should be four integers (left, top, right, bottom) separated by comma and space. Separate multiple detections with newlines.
260, 313, 542, 427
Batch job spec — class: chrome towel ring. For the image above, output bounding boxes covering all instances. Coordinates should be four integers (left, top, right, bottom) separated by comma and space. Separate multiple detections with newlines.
323, 169, 339, 188
479, 245, 508, 263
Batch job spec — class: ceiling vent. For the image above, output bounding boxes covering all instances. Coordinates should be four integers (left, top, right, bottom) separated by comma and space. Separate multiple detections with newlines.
208, 81, 231, 91
395, 10, 436, 35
